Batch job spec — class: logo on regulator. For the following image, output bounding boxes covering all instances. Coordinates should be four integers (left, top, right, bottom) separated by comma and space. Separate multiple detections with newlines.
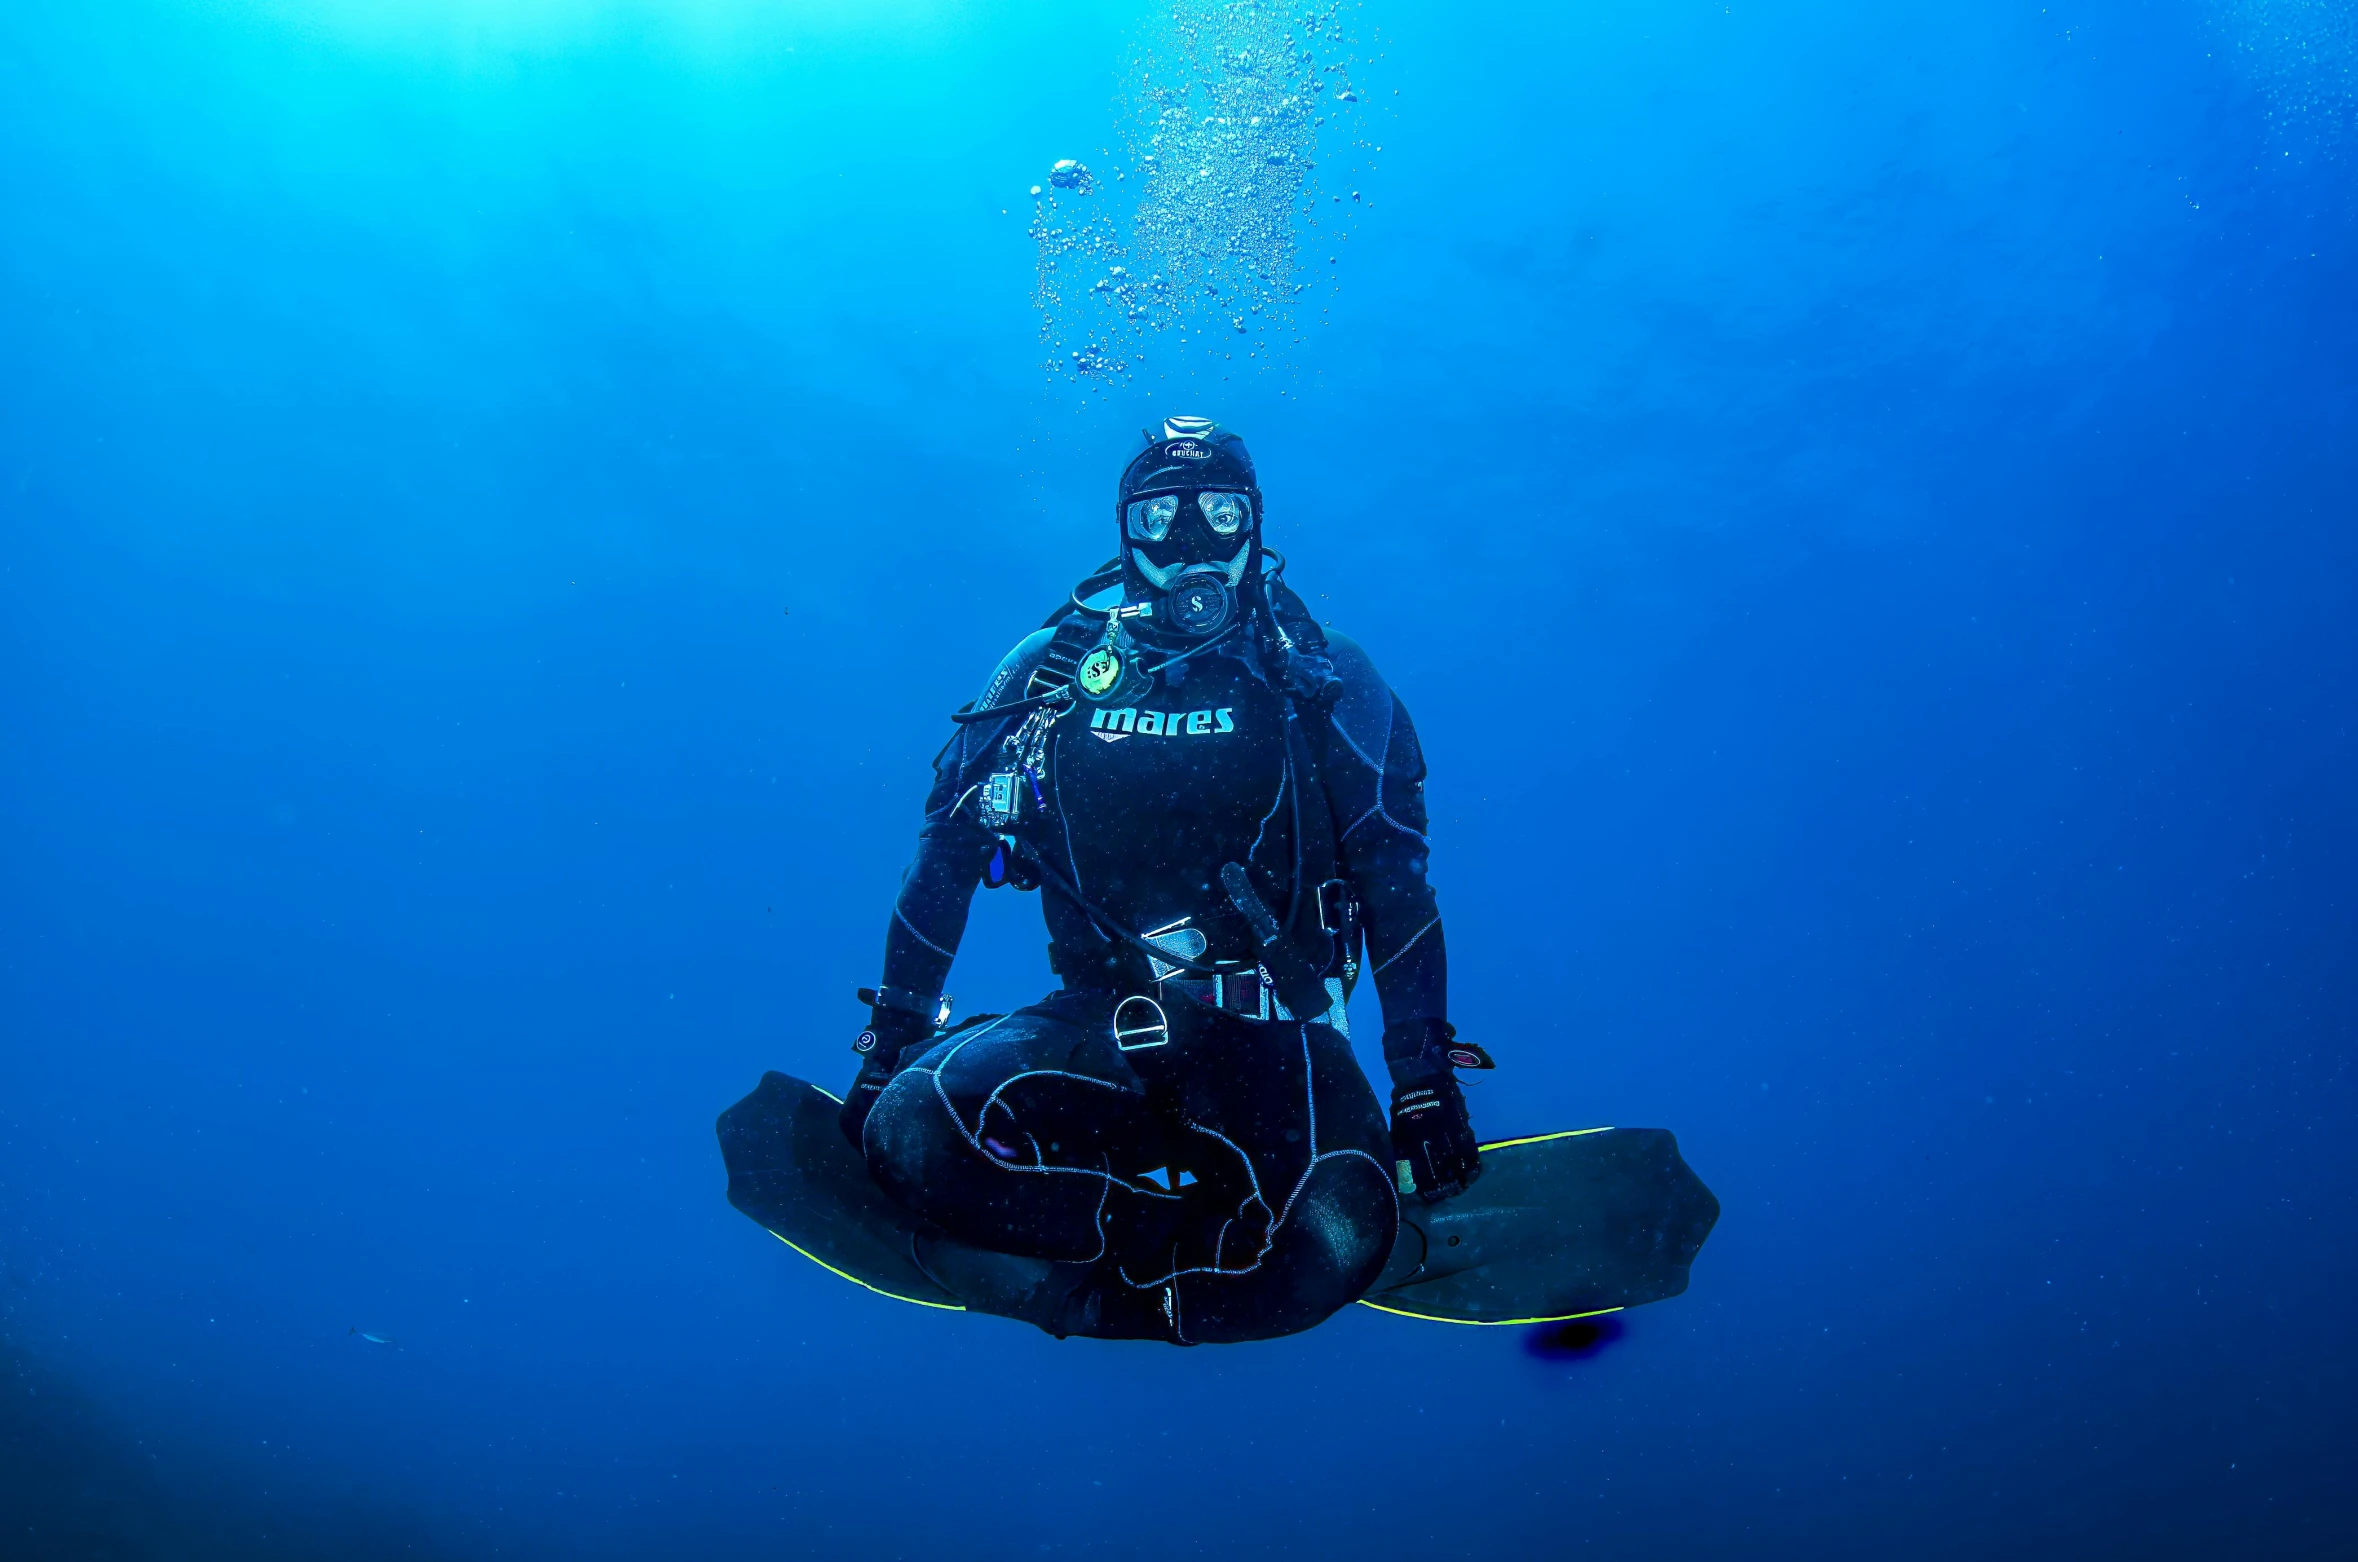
1076, 646, 1123, 698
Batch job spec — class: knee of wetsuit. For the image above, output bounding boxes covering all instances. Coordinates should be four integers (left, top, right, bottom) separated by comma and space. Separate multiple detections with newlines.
1280, 1156, 1399, 1322
859, 1065, 943, 1211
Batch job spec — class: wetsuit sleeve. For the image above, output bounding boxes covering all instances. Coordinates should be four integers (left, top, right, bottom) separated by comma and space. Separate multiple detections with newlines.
876, 629, 1056, 1000
1317, 633, 1447, 1026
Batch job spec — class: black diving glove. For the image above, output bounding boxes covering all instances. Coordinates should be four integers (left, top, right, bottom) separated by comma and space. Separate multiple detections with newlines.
1383, 1019, 1493, 1203
837, 993, 940, 1151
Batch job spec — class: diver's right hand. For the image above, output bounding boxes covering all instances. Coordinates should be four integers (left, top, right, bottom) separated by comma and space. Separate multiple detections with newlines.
1382, 1018, 1492, 1202
1389, 1074, 1482, 1202
837, 1007, 937, 1150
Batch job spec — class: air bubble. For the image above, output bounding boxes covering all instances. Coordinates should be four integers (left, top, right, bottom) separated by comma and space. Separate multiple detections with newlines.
1030, 0, 1373, 384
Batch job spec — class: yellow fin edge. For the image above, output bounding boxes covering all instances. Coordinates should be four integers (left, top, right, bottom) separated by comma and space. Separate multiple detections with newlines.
767, 1229, 966, 1311
1477, 1126, 1613, 1152
1362, 1128, 1622, 1325
766, 1082, 963, 1307
1355, 1300, 1626, 1327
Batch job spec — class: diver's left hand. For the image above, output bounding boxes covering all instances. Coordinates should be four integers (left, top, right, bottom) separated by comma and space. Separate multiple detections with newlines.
1389, 1073, 1482, 1202
837, 1006, 935, 1151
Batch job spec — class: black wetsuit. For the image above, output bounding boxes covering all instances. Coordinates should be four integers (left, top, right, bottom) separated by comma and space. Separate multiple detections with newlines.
860, 581, 1447, 1344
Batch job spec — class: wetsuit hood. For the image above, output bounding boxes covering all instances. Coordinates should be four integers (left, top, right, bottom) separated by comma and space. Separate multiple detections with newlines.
1116, 416, 1265, 628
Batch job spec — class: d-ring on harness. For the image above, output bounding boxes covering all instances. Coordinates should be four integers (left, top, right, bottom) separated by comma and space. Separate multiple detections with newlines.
1112, 995, 1169, 1052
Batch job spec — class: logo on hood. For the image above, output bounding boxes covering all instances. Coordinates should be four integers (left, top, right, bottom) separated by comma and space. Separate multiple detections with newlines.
1165, 440, 1212, 461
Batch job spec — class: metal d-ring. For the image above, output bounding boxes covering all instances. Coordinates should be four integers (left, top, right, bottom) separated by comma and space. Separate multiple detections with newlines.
1113, 994, 1170, 1051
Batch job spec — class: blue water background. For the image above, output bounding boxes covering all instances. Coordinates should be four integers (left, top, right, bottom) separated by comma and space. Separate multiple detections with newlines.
3, 1, 2352, 1556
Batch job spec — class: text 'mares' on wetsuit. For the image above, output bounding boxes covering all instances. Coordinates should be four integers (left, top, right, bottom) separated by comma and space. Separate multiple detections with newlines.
837, 416, 1493, 1344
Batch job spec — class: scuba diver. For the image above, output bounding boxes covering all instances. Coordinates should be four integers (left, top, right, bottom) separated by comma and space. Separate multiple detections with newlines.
714, 418, 1717, 1341
827, 416, 1494, 1345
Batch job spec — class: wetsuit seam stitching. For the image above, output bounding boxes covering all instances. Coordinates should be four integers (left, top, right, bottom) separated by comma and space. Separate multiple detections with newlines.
1369, 915, 1439, 976
893, 903, 955, 960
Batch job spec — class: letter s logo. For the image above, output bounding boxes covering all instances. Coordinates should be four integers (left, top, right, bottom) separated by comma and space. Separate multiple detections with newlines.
1214, 708, 1235, 733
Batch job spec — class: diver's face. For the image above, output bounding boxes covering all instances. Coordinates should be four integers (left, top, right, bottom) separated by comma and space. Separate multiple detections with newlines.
1124, 489, 1255, 590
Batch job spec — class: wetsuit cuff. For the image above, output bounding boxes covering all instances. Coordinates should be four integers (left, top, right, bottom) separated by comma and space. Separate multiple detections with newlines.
860, 985, 944, 1022
853, 1005, 937, 1065
1381, 1018, 1458, 1086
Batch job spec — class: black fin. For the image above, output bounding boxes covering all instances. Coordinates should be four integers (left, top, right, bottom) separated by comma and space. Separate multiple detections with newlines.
1364, 1127, 1719, 1323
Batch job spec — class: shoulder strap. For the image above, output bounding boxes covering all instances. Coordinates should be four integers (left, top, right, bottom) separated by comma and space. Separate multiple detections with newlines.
1024, 607, 1107, 702
1020, 560, 1124, 702
1261, 579, 1342, 709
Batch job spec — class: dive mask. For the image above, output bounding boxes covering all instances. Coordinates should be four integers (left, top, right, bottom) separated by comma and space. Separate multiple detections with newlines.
1125, 490, 1254, 542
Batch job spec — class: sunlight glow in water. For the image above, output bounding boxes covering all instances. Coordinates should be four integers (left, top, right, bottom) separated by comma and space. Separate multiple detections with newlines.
242, 0, 968, 55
